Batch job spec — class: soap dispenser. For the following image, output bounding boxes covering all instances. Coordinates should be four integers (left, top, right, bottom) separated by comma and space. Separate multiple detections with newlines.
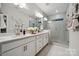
23, 29, 26, 35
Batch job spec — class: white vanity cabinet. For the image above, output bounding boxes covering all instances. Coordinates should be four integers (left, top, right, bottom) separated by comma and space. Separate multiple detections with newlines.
0, 30, 49, 56
1, 38, 28, 53
2, 40, 36, 56
2, 37, 36, 56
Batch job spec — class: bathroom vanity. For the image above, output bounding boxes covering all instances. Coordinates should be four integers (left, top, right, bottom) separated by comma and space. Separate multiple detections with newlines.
0, 30, 49, 56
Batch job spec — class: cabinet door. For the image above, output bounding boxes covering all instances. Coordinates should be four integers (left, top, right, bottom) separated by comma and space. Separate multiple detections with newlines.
2, 44, 29, 56
43, 34, 48, 46
36, 35, 43, 53
28, 40, 36, 56
46, 34, 48, 44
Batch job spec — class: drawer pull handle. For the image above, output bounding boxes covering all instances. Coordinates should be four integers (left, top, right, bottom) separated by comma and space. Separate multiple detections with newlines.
24, 46, 26, 51
25, 45, 27, 50
24, 45, 27, 51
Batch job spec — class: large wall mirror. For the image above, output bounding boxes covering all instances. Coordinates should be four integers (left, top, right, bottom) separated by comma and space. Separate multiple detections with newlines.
29, 18, 42, 29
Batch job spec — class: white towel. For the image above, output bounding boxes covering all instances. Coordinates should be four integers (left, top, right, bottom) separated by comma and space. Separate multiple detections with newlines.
72, 19, 79, 27
67, 19, 79, 31
0, 14, 6, 29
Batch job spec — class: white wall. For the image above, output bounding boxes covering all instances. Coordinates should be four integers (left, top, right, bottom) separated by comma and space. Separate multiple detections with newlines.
0, 3, 1, 8
1, 3, 30, 34
66, 3, 79, 55
48, 13, 69, 45
69, 31, 79, 55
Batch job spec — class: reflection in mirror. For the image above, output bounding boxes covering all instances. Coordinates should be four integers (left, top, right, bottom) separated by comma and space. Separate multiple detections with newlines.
29, 18, 42, 29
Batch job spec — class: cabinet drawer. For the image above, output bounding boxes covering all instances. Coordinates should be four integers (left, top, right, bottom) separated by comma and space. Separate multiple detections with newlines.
29, 40, 36, 56
28, 37, 35, 42
2, 38, 28, 53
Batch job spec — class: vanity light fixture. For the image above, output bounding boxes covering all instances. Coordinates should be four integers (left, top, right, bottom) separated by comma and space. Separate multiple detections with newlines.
44, 17, 48, 21
13, 3, 28, 9
56, 10, 59, 13
19, 3, 26, 8
13, 3, 19, 5
35, 11, 43, 18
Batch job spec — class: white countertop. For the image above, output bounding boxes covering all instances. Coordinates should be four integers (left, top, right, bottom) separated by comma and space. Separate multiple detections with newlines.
0, 30, 49, 43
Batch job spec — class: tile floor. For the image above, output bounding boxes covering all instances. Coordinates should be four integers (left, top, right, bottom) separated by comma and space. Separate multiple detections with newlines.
37, 43, 71, 56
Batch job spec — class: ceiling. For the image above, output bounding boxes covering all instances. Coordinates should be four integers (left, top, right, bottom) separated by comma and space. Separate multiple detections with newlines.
5, 3, 69, 18
12, 3, 47, 18
35, 3, 69, 16
12, 3, 69, 17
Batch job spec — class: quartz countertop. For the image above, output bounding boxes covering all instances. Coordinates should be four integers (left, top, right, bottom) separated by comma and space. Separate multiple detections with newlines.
0, 30, 49, 43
